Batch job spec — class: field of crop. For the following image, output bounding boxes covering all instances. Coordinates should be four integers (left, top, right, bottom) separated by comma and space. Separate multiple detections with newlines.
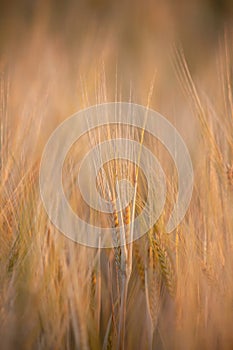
0, 1, 233, 349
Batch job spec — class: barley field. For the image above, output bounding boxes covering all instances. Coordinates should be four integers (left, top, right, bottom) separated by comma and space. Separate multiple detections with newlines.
0, 1, 233, 349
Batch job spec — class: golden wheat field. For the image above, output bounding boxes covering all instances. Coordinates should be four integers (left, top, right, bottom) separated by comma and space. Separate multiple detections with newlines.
0, 1, 233, 349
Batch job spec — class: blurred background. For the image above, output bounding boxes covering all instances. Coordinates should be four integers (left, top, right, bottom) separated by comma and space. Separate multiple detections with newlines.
0, 0, 232, 149
0, 0, 232, 62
